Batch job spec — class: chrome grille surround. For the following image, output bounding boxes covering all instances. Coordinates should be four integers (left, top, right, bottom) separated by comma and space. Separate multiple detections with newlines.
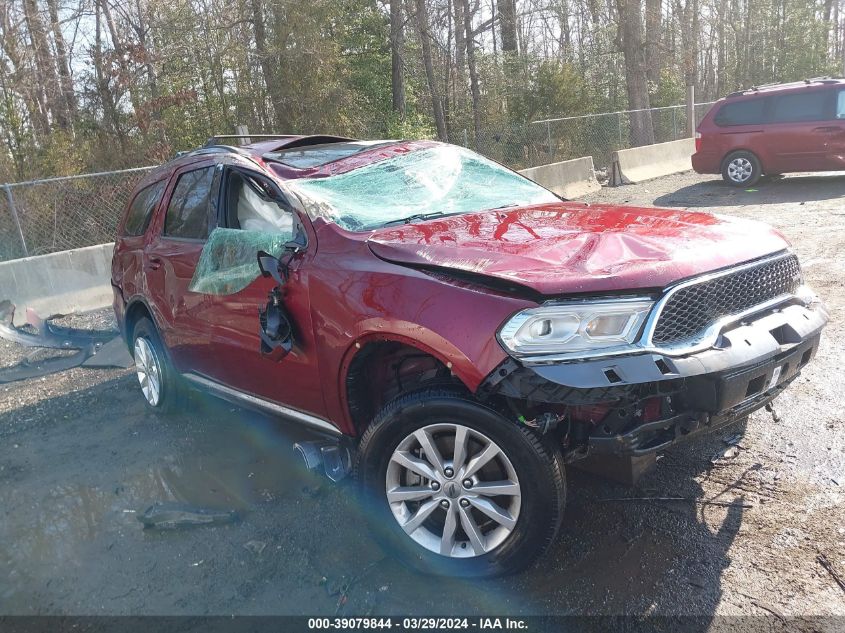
647, 252, 802, 347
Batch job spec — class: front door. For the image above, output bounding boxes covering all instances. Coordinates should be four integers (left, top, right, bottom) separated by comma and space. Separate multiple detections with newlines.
190, 167, 327, 419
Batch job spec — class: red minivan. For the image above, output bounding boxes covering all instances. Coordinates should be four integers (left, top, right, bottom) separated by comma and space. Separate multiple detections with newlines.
693, 78, 845, 186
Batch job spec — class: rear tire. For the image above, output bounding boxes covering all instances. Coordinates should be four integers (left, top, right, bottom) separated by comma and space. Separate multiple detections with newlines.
355, 387, 565, 577
721, 151, 762, 187
131, 317, 187, 413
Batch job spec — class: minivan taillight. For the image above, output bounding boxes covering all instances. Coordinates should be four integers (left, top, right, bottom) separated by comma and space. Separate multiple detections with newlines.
694, 131, 702, 152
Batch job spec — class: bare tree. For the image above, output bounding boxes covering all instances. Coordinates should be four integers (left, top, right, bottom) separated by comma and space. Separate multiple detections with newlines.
390, 0, 406, 117
617, 0, 654, 145
415, 0, 448, 140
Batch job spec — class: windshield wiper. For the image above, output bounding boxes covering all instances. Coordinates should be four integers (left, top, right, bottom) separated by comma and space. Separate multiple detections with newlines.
378, 211, 462, 228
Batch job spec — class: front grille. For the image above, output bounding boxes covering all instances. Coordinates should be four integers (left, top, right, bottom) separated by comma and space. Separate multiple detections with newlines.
651, 254, 801, 345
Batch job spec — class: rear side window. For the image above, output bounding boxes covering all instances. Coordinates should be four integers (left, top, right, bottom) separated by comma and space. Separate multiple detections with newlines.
123, 181, 164, 236
836, 90, 845, 119
769, 91, 828, 123
164, 167, 216, 239
714, 98, 766, 126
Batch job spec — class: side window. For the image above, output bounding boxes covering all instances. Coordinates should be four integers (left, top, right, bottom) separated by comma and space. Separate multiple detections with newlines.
164, 166, 216, 239
769, 91, 828, 123
123, 181, 165, 236
714, 98, 766, 126
837, 90, 845, 119
225, 171, 294, 239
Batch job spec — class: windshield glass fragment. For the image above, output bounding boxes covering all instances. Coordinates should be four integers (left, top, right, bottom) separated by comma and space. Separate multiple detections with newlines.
288, 145, 559, 230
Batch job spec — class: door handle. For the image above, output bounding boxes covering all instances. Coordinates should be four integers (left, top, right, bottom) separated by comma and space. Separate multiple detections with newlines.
146, 256, 162, 271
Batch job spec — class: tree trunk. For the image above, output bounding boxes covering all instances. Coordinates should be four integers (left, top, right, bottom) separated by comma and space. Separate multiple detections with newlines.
45, 0, 76, 125
617, 0, 654, 146
645, 0, 660, 84
497, 0, 517, 53
251, 0, 288, 130
21, 0, 65, 129
415, 0, 448, 140
93, 0, 126, 150
463, 0, 482, 149
389, 0, 405, 117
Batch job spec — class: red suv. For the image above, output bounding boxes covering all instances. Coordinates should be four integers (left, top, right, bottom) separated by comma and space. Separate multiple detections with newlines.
112, 136, 828, 577
693, 78, 845, 186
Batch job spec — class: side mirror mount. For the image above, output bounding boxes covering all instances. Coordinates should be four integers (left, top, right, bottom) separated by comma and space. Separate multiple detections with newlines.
257, 250, 287, 286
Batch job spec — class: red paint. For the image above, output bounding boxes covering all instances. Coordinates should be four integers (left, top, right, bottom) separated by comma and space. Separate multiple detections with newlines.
113, 138, 792, 437
367, 202, 789, 295
693, 79, 845, 175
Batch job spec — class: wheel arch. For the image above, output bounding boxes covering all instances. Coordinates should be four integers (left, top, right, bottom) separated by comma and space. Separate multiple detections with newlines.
123, 296, 157, 346
339, 329, 479, 436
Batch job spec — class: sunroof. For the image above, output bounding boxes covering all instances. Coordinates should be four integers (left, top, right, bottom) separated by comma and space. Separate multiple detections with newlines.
265, 140, 396, 169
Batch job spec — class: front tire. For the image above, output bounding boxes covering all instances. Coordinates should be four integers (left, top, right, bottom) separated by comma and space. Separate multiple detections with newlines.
355, 387, 565, 577
131, 317, 186, 413
722, 150, 762, 187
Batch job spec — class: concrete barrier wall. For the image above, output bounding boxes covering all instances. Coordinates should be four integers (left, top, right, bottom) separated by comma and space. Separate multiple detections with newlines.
611, 137, 695, 186
519, 156, 601, 199
0, 243, 114, 325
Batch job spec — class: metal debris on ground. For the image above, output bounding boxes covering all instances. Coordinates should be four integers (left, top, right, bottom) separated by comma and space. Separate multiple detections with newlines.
0, 300, 132, 382
817, 553, 845, 594
711, 445, 740, 463
137, 502, 239, 530
243, 540, 267, 555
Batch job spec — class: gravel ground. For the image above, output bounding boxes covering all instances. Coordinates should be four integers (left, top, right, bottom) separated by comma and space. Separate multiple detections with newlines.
0, 171, 843, 622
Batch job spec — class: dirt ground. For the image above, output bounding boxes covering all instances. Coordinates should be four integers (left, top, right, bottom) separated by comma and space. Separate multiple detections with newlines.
0, 171, 843, 622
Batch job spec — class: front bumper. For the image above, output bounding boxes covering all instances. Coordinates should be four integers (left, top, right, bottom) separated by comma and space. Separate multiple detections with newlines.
483, 300, 828, 456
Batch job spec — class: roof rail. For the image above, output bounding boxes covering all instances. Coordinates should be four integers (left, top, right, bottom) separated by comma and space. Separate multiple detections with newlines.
726, 76, 844, 98
202, 134, 296, 148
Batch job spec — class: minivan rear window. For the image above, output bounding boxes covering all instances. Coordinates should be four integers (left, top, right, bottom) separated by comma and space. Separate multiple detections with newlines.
714, 98, 766, 126
770, 91, 828, 123
123, 180, 165, 236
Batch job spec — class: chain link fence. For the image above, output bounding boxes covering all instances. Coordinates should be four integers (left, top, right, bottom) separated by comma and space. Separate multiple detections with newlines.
528, 102, 717, 175
0, 167, 155, 262
0, 101, 718, 263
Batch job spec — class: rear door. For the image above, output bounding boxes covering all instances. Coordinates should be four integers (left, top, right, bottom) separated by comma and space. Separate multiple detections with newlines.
764, 88, 834, 172
113, 179, 166, 313
144, 161, 221, 369
826, 88, 845, 170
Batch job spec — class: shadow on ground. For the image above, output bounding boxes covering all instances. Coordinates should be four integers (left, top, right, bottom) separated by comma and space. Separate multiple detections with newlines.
653, 173, 845, 208
0, 373, 755, 624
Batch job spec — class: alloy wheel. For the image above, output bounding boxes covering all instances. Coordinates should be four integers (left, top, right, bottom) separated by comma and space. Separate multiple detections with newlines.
134, 337, 162, 406
385, 423, 521, 558
727, 157, 753, 183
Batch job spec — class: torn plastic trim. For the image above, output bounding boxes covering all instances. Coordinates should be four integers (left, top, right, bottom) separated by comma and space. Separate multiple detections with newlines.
0, 300, 131, 383
0, 300, 114, 351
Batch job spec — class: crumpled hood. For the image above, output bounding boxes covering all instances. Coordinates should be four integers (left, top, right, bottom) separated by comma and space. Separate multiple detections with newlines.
367, 202, 791, 295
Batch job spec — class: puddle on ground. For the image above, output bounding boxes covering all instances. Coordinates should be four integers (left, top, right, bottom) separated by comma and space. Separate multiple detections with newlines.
0, 407, 318, 605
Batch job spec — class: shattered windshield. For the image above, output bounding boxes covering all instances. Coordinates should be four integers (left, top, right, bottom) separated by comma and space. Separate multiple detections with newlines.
287, 144, 559, 230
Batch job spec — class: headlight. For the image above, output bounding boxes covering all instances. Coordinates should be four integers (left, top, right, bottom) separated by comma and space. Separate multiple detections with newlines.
498, 298, 653, 357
